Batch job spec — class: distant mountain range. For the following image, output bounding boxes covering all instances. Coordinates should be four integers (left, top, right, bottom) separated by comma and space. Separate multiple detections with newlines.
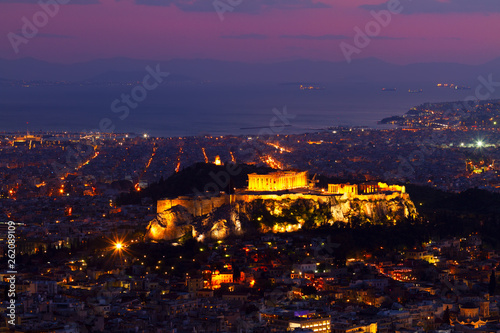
1, 57, 500, 84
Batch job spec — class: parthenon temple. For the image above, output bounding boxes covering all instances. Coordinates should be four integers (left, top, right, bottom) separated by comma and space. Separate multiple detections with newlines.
247, 171, 308, 191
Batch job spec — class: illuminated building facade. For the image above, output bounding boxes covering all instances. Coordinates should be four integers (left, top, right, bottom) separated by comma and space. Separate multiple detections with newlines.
377, 182, 405, 193
210, 270, 233, 288
261, 310, 331, 333
13, 134, 43, 148
328, 182, 405, 195
328, 184, 358, 195
331, 322, 377, 333
248, 171, 308, 191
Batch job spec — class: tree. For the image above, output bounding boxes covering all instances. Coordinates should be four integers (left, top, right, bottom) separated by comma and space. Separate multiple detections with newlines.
233, 265, 241, 282
443, 306, 451, 325
302, 286, 317, 296
489, 269, 497, 296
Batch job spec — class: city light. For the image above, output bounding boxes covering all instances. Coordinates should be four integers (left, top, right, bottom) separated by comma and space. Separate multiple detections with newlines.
106, 236, 130, 258
476, 140, 484, 148
111, 239, 127, 252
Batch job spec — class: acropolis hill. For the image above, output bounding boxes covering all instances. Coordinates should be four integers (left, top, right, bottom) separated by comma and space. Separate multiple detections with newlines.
146, 170, 418, 241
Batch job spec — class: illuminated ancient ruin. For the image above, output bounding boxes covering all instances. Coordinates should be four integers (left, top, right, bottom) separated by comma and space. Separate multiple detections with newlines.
247, 171, 308, 191
328, 184, 358, 195
328, 182, 405, 195
147, 170, 415, 241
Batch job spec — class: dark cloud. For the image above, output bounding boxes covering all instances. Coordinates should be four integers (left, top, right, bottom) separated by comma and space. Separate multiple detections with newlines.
221, 34, 268, 40
281, 34, 415, 41
371, 36, 407, 40
360, 0, 500, 14
0, 0, 99, 3
280, 34, 349, 40
135, 0, 330, 13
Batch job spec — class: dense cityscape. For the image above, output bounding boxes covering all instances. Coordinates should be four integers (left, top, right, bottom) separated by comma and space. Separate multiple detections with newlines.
1, 115, 500, 331
3, 0, 500, 332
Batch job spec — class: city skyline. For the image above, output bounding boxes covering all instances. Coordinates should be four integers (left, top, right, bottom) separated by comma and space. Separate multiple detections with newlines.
2, 1, 500, 332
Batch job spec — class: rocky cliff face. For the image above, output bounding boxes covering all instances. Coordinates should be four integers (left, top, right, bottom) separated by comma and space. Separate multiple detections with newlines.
146, 206, 194, 241
330, 193, 418, 224
145, 193, 419, 242
146, 203, 244, 242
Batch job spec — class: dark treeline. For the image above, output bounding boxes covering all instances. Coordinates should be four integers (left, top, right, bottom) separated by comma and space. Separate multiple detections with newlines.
405, 185, 500, 249
116, 162, 275, 205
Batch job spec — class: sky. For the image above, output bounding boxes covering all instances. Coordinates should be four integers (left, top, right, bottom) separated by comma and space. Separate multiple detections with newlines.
1, 0, 500, 65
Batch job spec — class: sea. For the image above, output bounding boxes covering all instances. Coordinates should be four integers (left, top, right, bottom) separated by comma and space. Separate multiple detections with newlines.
0, 82, 496, 137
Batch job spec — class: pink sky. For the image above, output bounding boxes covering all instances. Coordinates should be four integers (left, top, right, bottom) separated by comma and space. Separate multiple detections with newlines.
1, 0, 499, 64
